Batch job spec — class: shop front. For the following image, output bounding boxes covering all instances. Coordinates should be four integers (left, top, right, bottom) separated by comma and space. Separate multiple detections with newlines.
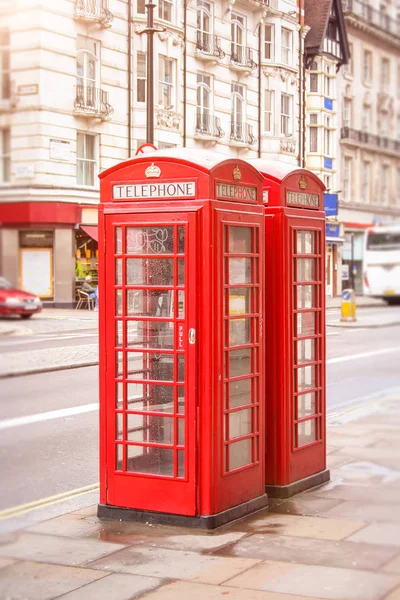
324, 194, 343, 298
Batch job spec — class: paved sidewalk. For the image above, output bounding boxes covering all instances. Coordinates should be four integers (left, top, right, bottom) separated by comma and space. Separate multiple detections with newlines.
326, 296, 385, 309
1, 391, 400, 600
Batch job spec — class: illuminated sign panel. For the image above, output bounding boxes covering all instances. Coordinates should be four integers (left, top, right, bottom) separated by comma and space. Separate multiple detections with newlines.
216, 183, 257, 201
113, 182, 196, 200
287, 191, 319, 208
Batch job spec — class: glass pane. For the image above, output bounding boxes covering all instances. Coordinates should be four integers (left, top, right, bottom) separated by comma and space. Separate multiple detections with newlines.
126, 352, 174, 382
229, 318, 251, 346
178, 449, 185, 478
178, 259, 184, 285
126, 258, 174, 286
126, 445, 174, 476
178, 386, 185, 414
296, 258, 316, 282
127, 289, 174, 317
116, 444, 123, 470
297, 392, 317, 418
116, 258, 122, 285
116, 351, 123, 377
296, 365, 316, 392
229, 408, 252, 440
178, 290, 184, 318
126, 226, 174, 254
178, 354, 185, 382
228, 289, 251, 315
296, 312, 316, 336
230, 348, 252, 377
297, 230, 316, 254
297, 419, 317, 446
229, 378, 252, 408
229, 226, 252, 253
116, 413, 123, 440
296, 338, 315, 364
127, 414, 173, 444
116, 321, 123, 347
178, 418, 184, 445
116, 382, 123, 409
296, 285, 315, 309
178, 226, 185, 253
116, 290, 122, 315
127, 382, 174, 413
127, 320, 174, 349
115, 227, 122, 254
229, 438, 252, 470
229, 258, 252, 284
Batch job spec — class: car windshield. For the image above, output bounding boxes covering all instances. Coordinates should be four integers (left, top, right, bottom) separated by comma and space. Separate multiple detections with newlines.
0, 277, 12, 290
366, 232, 400, 251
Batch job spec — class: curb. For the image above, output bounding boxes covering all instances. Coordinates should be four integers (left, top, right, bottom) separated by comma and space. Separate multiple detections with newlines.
0, 361, 99, 380
326, 303, 386, 310
0, 329, 16, 337
327, 320, 400, 329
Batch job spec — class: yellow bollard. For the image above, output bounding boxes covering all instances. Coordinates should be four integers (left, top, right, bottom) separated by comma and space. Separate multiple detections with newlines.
341, 288, 357, 322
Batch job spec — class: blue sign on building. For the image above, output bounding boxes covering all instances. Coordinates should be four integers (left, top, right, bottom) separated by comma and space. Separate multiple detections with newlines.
324, 157, 333, 170
324, 98, 333, 110
324, 193, 338, 217
326, 223, 340, 239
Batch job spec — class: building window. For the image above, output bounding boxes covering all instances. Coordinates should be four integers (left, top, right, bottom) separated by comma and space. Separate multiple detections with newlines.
137, 53, 146, 103
379, 112, 388, 137
231, 13, 245, 63
281, 28, 292, 65
309, 114, 318, 152
381, 57, 390, 89
324, 115, 333, 156
264, 90, 274, 134
197, 1, 213, 49
362, 103, 371, 132
362, 161, 371, 203
398, 64, 400, 98
77, 36, 100, 99
343, 157, 352, 201
0, 128, 10, 182
309, 61, 318, 93
343, 97, 352, 128
344, 43, 353, 75
0, 30, 10, 100
231, 82, 245, 139
158, 56, 175, 110
323, 63, 333, 97
137, 0, 145, 14
381, 165, 390, 202
264, 24, 274, 61
281, 93, 292, 136
158, 0, 173, 22
77, 133, 96, 187
363, 50, 372, 83
196, 72, 212, 127
324, 174, 331, 191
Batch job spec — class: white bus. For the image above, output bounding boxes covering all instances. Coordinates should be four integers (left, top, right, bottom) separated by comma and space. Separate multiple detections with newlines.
363, 225, 400, 305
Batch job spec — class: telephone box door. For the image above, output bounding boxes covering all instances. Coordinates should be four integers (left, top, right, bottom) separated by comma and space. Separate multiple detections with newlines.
103, 213, 197, 516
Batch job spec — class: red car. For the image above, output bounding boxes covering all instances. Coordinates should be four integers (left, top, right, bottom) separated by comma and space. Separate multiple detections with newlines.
0, 277, 42, 319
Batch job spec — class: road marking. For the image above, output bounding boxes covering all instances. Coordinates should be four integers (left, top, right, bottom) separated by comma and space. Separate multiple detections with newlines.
0, 483, 99, 520
327, 346, 400, 365
0, 403, 98, 431
1, 333, 98, 347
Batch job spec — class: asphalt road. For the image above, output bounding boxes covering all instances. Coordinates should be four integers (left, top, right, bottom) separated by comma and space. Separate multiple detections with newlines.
0, 307, 400, 533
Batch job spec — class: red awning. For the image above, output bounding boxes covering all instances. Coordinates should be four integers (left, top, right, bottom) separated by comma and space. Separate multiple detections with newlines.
80, 225, 98, 242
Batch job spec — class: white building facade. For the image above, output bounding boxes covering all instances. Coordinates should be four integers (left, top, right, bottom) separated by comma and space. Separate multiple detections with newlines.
0, 0, 309, 305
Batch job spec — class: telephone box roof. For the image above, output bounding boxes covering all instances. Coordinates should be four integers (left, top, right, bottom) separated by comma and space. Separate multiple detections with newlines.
245, 159, 298, 182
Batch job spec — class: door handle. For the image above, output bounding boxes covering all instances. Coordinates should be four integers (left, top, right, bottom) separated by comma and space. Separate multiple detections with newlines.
188, 328, 196, 345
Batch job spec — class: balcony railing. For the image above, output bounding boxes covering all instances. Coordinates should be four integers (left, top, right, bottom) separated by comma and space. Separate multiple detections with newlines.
74, 0, 113, 27
343, 0, 400, 38
230, 46, 257, 70
341, 127, 400, 154
195, 112, 224, 139
196, 32, 225, 59
74, 85, 114, 119
230, 121, 257, 146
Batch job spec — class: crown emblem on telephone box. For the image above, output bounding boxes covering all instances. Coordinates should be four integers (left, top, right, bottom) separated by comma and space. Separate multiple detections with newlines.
145, 163, 161, 178
299, 175, 307, 190
233, 165, 242, 181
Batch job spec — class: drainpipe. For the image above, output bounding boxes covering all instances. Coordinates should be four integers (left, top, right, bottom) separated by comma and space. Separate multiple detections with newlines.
128, 0, 132, 157
183, 0, 187, 147
258, 23, 262, 158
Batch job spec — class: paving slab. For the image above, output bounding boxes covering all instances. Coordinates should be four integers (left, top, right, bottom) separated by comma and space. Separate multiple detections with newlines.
0, 531, 127, 567
216, 532, 398, 571
321, 501, 400, 523
385, 587, 400, 600
347, 523, 400, 547
224, 560, 400, 600
268, 496, 344, 517
90, 545, 261, 585
383, 555, 400, 574
0, 560, 107, 600
53, 572, 164, 600
27, 512, 102, 538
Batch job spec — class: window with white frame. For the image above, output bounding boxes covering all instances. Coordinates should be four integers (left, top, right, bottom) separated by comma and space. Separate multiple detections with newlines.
363, 49, 372, 83
343, 97, 352, 128
158, 56, 175, 110
281, 28, 292, 65
137, 52, 146, 103
323, 63, 333, 97
137, 0, 145, 14
362, 103, 371, 131
381, 165, 390, 202
324, 115, 333, 156
362, 161, 371, 203
197, 1, 213, 50
343, 43, 353, 75
397, 114, 400, 140
343, 157, 352, 201
380, 57, 390, 89
264, 24, 274, 61
0, 128, 10, 182
264, 90, 274, 134
281, 93, 292, 135
396, 169, 400, 205
158, 0, 173, 22
231, 82, 245, 138
309, 114, 318, 152
398, 64, 400, 98
77, 36, 100, 106
77, 132, 96, 187
231, 13, 245, 63
0, 30, 10, 100
309, 61, 318, 92
379, 111, 388, 137
196, 72, 212, 130
324, 174, 331, 191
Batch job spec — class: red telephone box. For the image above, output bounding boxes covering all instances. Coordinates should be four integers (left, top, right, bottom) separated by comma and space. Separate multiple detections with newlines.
247, 159, 329, 498
97, 149, 268, 528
